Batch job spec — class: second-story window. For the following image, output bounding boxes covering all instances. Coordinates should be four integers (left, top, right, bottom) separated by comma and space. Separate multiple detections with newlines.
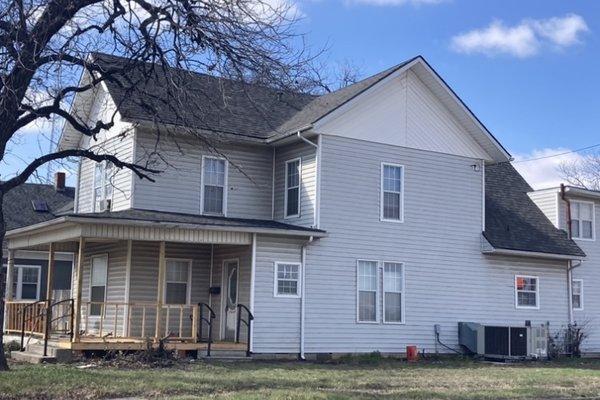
285, 158, 301, 218
94, 161, 114, 212
571, 201, 594, 240
202, 156, 227, 215
381, 163, 404, 222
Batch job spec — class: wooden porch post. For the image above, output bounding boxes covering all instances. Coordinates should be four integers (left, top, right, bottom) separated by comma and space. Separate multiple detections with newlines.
5, 249, 15, 301
155, 241, 166, 342
44, 243, 55, 347
73, 238, 85, 342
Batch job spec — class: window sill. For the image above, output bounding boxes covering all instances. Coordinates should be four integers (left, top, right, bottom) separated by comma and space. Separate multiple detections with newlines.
274, 294, 301, 299
383, 321, 405, 325
573, 237, 595, 242
356, 320, 380, 324
515, 305, 539, 310
380, 218, 404, 224
284, 214, 300, 220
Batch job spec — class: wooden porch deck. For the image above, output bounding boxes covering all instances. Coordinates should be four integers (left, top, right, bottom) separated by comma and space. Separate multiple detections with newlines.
53, 338, 247, 351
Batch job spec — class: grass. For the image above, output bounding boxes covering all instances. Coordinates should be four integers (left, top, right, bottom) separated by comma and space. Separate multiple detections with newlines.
3, 357, 600, 399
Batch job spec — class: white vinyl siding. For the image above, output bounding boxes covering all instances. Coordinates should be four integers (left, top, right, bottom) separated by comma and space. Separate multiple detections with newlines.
571, 201, 594, 240
572, 279, 583, 310
383, 262, 404, 324
164, 259, 192, 305
201, 156, 228, 216
273, 262, 301, 298
380, 163, 404, 222
90, 255, 108, 316
515, 275, 539, 309
357, 260, 378, 323
284, 158, 301, 218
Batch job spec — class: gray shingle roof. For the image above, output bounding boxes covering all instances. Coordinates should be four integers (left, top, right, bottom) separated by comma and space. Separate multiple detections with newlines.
93, 53, 416, 140
3, 183, 75, 231
62, 208, 325, 235
484, 163, 584, 257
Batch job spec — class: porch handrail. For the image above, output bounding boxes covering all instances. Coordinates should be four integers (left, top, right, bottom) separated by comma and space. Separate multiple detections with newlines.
236, 303, 254, 357
19, 301, 47, 351
49, 298, 75, 341
197, 302, 216, 356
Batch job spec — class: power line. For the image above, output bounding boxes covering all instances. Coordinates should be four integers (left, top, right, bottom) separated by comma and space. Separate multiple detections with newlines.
511, 142, 600, 164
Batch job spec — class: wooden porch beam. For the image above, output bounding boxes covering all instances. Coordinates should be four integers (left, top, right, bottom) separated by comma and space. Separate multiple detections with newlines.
73, 238, 85, 342
155, 241, 166, 341
46, 243, 55, 304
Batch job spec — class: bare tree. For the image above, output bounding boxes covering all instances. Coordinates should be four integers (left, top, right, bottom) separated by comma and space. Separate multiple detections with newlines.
0, 0, 321, 371
559, 152, 600, 190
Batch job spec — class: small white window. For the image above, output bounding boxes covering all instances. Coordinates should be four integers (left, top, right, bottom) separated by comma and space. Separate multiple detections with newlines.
164, 259, 191, 305
515, 275, 539, 309
383, 262, 404, 324
90, 255, 108, 316
571, 201, 594, 240
274, 262, 301, 297
284, 158, 301, 218
381, 163, 404, 222
357, 260, 378, 322
202, 156, 227, 215
93, 161, 114, 212
6, 265, 41, 301
572, 279, 583, 310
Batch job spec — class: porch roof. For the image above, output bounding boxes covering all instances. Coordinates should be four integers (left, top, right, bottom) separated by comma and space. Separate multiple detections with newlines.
6, 209, 326, 249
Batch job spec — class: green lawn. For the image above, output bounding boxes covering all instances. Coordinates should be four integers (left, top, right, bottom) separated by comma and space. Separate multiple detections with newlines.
3, 357, 600, 399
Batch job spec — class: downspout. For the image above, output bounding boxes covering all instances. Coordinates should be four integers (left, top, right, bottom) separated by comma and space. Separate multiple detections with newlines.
300, 236, 314, 360
297, 131, 321, 229
561, 184, 575, 324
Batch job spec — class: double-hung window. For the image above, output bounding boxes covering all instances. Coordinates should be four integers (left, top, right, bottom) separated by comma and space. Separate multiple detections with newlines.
285, 158, 301, 218
515, 275, 539, 309
383, 262, 404, 323
94, 161, 114, 212
165, 259, 191, 305
7, 265, 41, 300
90, 255, 108, 316
274, 262, 301, 297
572, 279, 583, 310
381, 163, 404, 222
202, 156, 227, 215
357, 260, 378, 322
571, 201, 594, 240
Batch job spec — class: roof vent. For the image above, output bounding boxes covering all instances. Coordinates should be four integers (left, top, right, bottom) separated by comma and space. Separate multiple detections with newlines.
31, 200, 49, 212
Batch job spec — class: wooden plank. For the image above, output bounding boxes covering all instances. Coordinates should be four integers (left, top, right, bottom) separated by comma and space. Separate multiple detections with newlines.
74, 238, 85, 342
154, 241, 166, 341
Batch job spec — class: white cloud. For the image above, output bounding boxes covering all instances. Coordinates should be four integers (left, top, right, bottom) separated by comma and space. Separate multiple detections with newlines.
512, 147, 583, 190
451, 14, 589, 58
350, 0, 445, 6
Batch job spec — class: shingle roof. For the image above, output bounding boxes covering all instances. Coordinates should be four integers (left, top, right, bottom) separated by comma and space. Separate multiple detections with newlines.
61, 208, 325, 235
92, 53, 416, 140
3, 183, 75, 231
484, 163, 584, 257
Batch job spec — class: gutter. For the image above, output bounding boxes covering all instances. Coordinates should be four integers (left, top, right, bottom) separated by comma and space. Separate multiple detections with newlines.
482, 247, 585, 261
561, 184, 577, 325
299, 236, 314, 360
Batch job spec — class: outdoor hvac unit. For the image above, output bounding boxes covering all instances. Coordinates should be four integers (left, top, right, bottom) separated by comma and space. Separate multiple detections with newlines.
458, 322, 548, 359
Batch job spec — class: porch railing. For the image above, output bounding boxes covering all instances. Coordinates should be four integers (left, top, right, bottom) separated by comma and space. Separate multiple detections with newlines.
236, 304, 254, 357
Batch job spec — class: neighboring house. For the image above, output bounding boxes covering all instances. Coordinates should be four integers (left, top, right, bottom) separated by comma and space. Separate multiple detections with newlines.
2, 174, 75, 304
3, 53, 589, 358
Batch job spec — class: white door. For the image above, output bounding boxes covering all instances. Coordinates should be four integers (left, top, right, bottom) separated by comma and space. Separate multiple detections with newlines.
223, 260, 239, 341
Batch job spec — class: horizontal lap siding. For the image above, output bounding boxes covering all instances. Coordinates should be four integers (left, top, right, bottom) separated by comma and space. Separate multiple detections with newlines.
300, 135, 569, 354
528, 191, 559, 227
133, 129, 273, 219
273, 141, 317, 228
253, 234, 304, 353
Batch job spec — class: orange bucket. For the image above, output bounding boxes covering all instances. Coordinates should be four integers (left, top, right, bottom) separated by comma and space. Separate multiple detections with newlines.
406, 345, 418, 362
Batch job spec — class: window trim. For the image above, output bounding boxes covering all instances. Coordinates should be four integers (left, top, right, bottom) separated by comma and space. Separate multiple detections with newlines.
273, 261, 302, 298
92, 161, 114, 212
89, 254, 109, 318
200, 155, 228, 216
514, 274, 540, 310
380, 162, 405, 223
382, 261, 405, 325
284, 157, 302, 219
570, 200, 595, 241
5, 264, 42, 301
356, 259, 380, 324
163, 258, 193, 306
572, 278, 584, 311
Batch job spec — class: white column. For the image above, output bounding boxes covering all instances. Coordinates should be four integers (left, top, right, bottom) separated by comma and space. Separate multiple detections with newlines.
5, 249, 15, 301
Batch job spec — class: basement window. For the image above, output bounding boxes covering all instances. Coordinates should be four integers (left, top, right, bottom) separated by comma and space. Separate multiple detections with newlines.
515, 275, 539, 309
571, 201, 594, 240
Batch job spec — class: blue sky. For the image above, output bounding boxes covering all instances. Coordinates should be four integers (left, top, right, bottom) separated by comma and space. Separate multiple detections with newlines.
3, 0, 599, 188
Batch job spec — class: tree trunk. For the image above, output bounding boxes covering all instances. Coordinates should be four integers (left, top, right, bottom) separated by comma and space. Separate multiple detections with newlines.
0, 191, 9, 370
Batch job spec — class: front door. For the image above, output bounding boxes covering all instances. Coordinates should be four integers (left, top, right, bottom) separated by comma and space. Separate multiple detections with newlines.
223, 260, 239, 341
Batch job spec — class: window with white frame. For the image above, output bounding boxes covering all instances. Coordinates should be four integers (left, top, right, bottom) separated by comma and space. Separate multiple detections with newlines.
274, 262, 301, 297
357, 260, 378, 322
90, 255, 108, 316
572, 279, 583, 310
165, 259, 191, 305
7, 265, 41, 300
285, 158, 301, 218
383, 262, 404, 323
202, 156, 227, 215
381, 163, 403, 222
571, 201, 594, 240
515, 275, 539, 309
94, 161, 114, 212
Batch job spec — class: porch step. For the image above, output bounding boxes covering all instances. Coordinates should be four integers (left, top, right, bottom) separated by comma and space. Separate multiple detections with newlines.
10, 351, 56, 364
201, 350, 251, 361
25, 343, 73, 362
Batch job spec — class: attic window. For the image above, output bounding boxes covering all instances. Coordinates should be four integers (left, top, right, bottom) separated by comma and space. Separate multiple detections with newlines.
31, 200, 49, 212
